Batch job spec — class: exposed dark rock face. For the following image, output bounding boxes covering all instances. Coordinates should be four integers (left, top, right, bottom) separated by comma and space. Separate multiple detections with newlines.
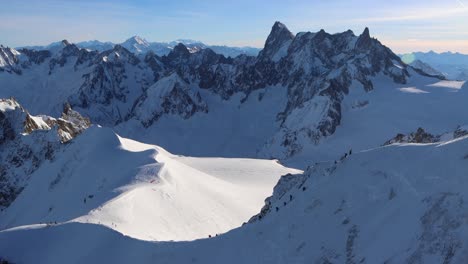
385, 127, 440, 145
162, 43, 191, 65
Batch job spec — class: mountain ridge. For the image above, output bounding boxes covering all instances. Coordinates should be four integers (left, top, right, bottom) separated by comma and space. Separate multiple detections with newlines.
0, 22, 450, 161
17, 36, 261, 58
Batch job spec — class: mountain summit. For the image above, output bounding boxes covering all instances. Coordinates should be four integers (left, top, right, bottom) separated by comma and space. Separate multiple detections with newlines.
258, 21, 294, 61
121, 36, 151, 53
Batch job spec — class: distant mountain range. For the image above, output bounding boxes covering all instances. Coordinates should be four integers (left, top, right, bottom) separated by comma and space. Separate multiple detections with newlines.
400, 51, 468, 80
18, 36, 261, 58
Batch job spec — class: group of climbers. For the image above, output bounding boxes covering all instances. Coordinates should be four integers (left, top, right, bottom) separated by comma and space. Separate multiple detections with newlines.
336, 149, 353, 164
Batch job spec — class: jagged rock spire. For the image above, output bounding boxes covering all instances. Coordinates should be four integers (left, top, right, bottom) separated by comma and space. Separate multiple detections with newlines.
355, 27, 372, 49
258, 21, 294, 61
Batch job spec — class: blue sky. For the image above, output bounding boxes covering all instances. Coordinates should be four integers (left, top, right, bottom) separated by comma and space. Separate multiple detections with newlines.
2, 0, 468, 53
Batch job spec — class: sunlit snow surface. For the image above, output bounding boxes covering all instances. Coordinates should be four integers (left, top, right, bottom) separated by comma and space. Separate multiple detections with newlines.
398, 87, 429, 94
0, 127, 300, 242
2, 133, 468, 263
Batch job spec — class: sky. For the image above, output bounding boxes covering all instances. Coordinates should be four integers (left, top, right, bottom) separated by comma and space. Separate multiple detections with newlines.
1, 0, 468, 53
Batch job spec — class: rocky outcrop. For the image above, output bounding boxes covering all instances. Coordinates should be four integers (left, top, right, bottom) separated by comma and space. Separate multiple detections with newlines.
0, 98, 90, 208
385, 127, 440, 145
258, 21, 294, 62
53, 103, 91, 142
249, 171, 307, 223
385, 125, 468, 146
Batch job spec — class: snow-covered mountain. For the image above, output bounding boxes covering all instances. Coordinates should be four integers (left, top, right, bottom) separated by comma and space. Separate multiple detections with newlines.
1, 20, 468, 264
401, 51, 468, 80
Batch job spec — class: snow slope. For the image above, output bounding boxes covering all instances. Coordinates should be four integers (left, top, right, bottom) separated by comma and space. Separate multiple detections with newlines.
281, 74, 468, 167
2, 134, 468, 263
0, 126, 300, 242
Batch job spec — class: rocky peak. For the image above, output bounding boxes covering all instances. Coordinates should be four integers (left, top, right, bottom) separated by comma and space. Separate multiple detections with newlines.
121, 36, 150, 53
61, 42, 80, 57
47, 40, 84, 72
131, 36, 148, 45
98, 44, 140, 65
355, 27, 372, 50
162, 43, 191, 66
258, 21, 294, 61
125, 36, 149, 46
61, 39, 71, 46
